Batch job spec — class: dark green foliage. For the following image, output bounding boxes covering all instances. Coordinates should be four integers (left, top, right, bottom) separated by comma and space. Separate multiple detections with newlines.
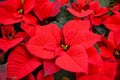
54, 70, 76, 80
57, 7, 74, 26
93, 25, 110, 37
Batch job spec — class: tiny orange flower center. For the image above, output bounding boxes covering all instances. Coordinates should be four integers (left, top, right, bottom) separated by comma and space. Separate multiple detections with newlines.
81, 9, 85, 12
4, 32, 13, 40
61, 44, 70, 51
18, 8, 24, 14
62, 76, 70, 80
114, 50, 120, 59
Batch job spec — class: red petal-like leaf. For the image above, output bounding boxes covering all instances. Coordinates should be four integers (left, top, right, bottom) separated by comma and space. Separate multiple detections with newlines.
27, 24, 61, 59
78, 74, 101, 80
67, 8, 93, 18
21, 23, 36, 37
0, 7, 21, 25
51, 0, 60, 17
77, 0, 90, 6
7, 44, 42, 79
43, 60, 60, 76
70, 31, 101, 48
34, 0, 53, 20
113, 32, 120, 47
22, 14, 38, 25
86, 46, 103, 65
103, 62, 117, 80
0, 38, 23, 51
100, 46, 114, 59
63, 20, 91, 45
24, 0, 36, 14
107, 31, 116, 48
103, 14, 120, 32
56, 45, 88, 73
60, 0, 68, 5
63, 20, 100, 48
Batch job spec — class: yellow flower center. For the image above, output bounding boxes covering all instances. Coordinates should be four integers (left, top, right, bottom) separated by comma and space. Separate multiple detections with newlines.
114, 50, 120, 59
18, 8, 24, 14
22, 0, 24, 4
61, 44, 69, 51
62, 76, 70, 80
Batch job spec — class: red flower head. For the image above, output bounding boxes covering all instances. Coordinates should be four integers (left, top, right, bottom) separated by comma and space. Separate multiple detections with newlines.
67, 1, 107, 26
0, 25, 24, 52
0, 0, 37, 25
67, 0, 93, 18
27, 20, 101, 73
101, 31, 120, 61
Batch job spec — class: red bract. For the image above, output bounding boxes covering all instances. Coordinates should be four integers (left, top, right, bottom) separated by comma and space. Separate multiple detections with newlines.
103, 13, 120, 32
26, 23, 61, 59
60, 0, 68, 5
34, 0, 60, 21
86, 46, 103, 66
21, 22, 36, 37
0, 0, 36, 25
7, 44, 42, 80
67, 0, 107, 18
43, 60, 61, 76
67, 1, 107, 26
113, 4, 120, 12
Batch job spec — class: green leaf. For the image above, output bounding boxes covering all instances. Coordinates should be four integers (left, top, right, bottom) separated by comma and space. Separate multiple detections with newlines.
93, 25, 109, 37
57, 7, 74, 25
99, 0, 110, 7
54, 70, 75, 80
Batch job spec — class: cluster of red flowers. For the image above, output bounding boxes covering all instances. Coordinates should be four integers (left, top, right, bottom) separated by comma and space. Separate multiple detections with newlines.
0, 0, 120, 80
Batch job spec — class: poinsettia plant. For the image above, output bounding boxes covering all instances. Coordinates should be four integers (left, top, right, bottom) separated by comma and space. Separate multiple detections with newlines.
0, 0, 120, 80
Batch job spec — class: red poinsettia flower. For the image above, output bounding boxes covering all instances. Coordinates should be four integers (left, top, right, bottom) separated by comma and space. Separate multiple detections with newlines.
0, 25, 24, 52
89, 1, 107, 26
27, 20, 101, 73
0, 0, 37, 25
67, 1, 107, 26
98, 31, 120, 80
7, 44, 42, 80
34, 0, 60, 21
103, 13, 120, 32
67, 0, 93, 18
